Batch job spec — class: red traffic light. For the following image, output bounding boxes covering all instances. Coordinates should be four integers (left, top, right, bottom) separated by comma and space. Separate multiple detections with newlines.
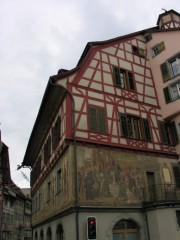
87, 216, 97, 240
90, 220, 95, 225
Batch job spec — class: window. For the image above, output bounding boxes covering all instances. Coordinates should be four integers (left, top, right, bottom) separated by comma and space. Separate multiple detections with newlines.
89, 106, 107, 133
113, 220, 139, 240
119, 113, 151, 141
44, 135, 52, 164
161, 53, 180, 81
56, 168, 62, 193
173, 166, 180, 188
132, 46, 145, 58
159, 121, 179, 146
151, 41, 165, 57
47, 181, 51, 202
113, 67, 136, 91
144, 33, 152, 42
164, 80, 180, 103
52, 116, 61, 150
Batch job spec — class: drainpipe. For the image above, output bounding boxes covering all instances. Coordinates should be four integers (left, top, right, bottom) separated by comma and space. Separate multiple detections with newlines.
49, 78, 79, 240
143, 209, 150, 240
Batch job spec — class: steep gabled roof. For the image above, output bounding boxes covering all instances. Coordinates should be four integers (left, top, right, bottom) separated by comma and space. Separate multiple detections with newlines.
22, 11, 180, 168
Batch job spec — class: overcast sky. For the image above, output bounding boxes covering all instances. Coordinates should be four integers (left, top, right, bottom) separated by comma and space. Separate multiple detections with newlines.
0, 0, 179, 188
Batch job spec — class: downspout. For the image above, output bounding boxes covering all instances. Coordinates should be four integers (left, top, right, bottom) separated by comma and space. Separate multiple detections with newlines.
143, 208, 150, 240
49, 78, 79, 240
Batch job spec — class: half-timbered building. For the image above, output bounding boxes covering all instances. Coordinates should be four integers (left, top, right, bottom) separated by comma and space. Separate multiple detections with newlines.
22, 9, 180, 240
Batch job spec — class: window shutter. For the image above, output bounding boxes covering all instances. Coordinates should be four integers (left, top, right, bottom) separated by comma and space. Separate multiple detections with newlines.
173, 166, 180, 188
89, 107, 98, 132
98, 108, 106, 133
142, 118, 151, 141
158, 41, 165, 52
160, 62, 171, 82
159, 122, 168, 144
128, 72, 135, 90
169, 122, 179, 146
113, 67, 121, 86
119, 113, 128, 137
163, 87, 171, 103
139, 48, 145, 58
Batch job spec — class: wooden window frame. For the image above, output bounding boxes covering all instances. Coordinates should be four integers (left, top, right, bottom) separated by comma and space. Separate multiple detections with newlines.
151, 41, 165, 57
89, 106, 107, 134
132, 46, 145, 58
163, 80, 180, 103
159, 121, 179, 146
113, 66, 136, 91
119, 113, 151, 141
161, 53, 180, 82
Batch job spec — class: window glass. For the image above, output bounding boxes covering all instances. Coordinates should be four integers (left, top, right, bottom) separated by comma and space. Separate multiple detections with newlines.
119, 113, 151, 141
113, 220, 139, 240
161, 54, 180, 81
113, 67, 136, 91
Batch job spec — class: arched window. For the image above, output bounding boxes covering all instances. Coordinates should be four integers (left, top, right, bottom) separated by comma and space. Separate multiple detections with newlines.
56, 224, 63, 240
47, 227, 52, 240
40, 230, 44, 240
113, 220, 139, 240
34, 231, 38, 240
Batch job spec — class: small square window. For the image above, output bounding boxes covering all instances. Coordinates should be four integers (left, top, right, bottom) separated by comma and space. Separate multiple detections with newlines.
151, 41, 165, 57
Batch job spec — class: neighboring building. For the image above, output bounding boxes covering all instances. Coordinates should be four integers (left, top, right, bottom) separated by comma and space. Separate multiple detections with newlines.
22, 10, 180, 240
0, 135, 32, 240
146, 10, 180, 156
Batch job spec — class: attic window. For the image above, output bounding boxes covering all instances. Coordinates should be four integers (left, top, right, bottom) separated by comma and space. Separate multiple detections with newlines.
132, 46, 145, 58
144, 33, 152, 42
151, 41, 165, 57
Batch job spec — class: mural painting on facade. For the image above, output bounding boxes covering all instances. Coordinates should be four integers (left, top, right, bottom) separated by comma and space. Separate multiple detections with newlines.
77, 147, 143, 203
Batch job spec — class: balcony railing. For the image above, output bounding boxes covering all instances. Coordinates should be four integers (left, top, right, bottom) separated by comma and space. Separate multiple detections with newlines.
142, 184, 180, 206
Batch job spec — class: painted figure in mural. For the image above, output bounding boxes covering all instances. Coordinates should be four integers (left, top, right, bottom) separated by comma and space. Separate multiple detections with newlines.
112, 160, 121, 184
99, 172, 111, 198
84, 170, 96, 200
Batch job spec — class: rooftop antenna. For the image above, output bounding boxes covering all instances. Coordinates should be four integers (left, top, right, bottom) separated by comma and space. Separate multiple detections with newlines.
162, 8, 167, 12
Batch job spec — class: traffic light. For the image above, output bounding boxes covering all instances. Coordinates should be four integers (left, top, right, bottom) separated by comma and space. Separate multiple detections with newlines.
87, 216, 97, 240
